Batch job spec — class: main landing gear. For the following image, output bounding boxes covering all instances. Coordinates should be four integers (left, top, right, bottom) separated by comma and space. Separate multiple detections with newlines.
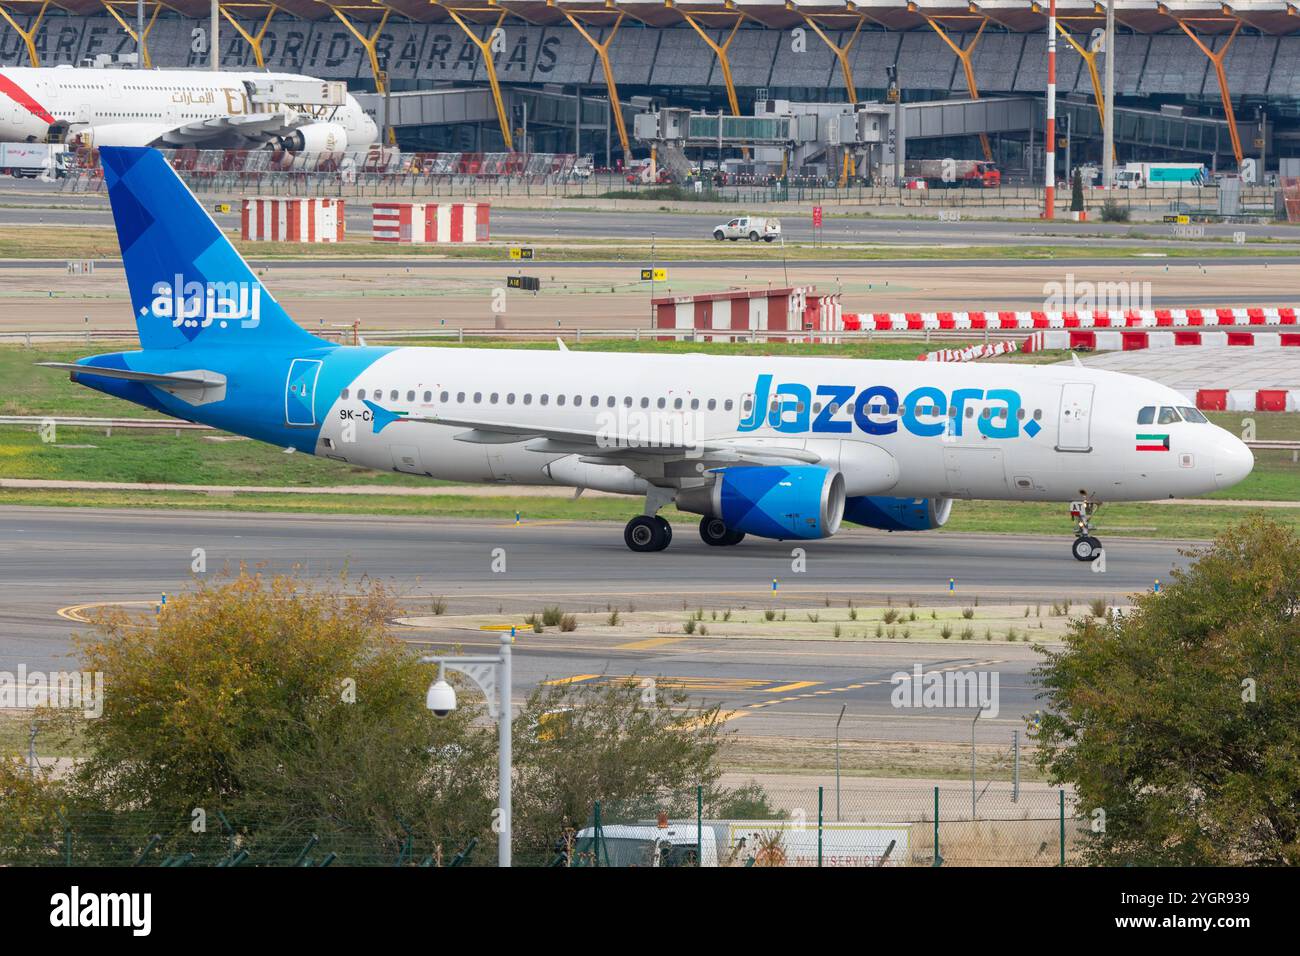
624, 515, 673, 552
1070, 498, 1103, 562
698, 516, 746, 547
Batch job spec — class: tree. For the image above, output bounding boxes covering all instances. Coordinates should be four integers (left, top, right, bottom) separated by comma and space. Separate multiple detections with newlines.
1, 570, 756, 865
1033, 517, 1300, 865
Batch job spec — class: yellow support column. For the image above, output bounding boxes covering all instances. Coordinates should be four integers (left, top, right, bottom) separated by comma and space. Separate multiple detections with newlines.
438, 6, 513, 151
923, 16, 992, 161
330, 7, 391, 94
562, 10, 629, 160
101, 2, 162, 69
799, 14, 865, 184
1178, 19, 1244, 166
0, 0, 51, 66
680, 12, 748, 158
1054, 21, 1114, 162
680, 13, 745, 121
220, 5, 277, 69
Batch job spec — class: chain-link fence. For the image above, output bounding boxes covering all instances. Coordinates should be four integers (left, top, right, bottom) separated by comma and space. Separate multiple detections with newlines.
574, 784, 1082, 868
3, 782, 1079, 867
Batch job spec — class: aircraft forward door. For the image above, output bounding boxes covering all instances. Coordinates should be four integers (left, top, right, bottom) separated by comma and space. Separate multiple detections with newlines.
284, 358, 322, 426
1056, 383, 1095, 453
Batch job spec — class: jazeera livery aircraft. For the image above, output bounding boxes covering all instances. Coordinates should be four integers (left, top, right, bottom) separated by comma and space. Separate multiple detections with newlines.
45, 147, 1253, 559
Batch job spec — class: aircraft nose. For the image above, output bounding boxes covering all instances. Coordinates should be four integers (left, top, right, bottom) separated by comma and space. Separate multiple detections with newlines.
1214, 434, 1254, 490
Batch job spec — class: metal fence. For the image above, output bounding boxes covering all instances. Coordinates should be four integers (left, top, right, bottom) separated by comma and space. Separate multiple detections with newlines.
2, 784, 1078, 867
56, 147, 1279, 214
577, 784, 1080, 868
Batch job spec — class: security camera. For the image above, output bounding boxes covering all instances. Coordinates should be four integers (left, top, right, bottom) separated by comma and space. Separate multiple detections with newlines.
426, 679, 457, 718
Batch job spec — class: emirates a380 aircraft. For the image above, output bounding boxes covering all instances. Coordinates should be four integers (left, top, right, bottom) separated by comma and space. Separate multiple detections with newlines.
0, 65, 378, 150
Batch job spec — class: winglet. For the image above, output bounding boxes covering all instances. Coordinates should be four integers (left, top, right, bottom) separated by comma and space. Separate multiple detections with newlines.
556, 337, 569, 352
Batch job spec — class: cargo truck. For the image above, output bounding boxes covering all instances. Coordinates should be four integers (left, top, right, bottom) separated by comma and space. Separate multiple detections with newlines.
1113, 162, 1207, 188
0, 142, 68, 179
903, 159, 1001, 188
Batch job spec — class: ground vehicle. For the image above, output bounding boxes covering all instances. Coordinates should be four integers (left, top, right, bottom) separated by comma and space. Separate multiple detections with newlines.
0, 142, 67, 178
1114, 162, 1207, 188
712, 216, 781, 242
904, 159, 1000, 188
570, 155, 593, 180
572, 824, 720, 866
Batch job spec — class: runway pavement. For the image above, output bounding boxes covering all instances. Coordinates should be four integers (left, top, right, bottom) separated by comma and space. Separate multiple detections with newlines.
0, 506, 1190, 744
5, 191, 1300, 249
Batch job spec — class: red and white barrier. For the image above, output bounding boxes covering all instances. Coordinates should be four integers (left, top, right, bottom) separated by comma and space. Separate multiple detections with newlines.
845, 306, 1300, 332
918, 340, 1022, 362
241, 198, 344, 243
1036, 329, 1300, 351
653, 286, 839, 340
1183, 388, 1300, 412
370, 202, 489, 243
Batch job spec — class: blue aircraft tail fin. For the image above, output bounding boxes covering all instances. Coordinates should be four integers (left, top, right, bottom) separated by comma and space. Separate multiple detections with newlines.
101, 146, 321, 351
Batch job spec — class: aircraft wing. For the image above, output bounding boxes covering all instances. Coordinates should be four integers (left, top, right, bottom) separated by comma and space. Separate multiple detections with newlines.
163, 108, 309, 145
383, 408, 821, 466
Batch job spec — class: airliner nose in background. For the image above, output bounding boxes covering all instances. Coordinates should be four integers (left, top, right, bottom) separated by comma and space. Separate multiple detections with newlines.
0, 66, 378, 150
42, 147, 1253, 560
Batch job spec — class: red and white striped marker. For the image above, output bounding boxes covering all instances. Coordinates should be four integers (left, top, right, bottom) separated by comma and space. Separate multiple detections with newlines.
1044, 0, 1057, 220
370, 202, 490, 244
241, 198, 344, 243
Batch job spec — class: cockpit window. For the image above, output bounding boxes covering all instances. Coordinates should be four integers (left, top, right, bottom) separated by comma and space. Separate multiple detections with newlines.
1137, 406, 1155, 425
1157, 406, 1182, 425
1178, 406, 1209, 423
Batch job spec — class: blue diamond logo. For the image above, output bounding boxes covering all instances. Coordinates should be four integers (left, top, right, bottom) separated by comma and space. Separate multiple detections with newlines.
1024, 419, 1041, 438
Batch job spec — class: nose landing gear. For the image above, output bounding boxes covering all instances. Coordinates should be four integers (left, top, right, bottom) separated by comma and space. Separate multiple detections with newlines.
1070, 498, 1103, 562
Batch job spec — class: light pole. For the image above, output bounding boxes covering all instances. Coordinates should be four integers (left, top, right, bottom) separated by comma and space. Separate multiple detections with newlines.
970, 708, 983, 820
422, 632, 514, 867
1102, 0, 1115, 188
834, 704, 846, 822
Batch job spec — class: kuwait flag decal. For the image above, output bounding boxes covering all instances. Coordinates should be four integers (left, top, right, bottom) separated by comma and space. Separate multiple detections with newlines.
1136, 433, 1171, 452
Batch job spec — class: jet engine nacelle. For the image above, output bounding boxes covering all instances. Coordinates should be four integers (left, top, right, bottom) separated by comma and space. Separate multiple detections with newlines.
676, 465, 846, 540
276, 123, 348, 153
842, 495, 952, 531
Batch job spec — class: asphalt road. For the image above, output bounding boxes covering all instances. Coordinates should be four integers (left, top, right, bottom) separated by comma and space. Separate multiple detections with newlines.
1, 507, 1192, 743
3, 186, 1299, 248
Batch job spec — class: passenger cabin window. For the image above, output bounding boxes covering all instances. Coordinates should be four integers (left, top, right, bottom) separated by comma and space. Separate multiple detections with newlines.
342, 388, 350, 399
1157, 406, 1182, 425
423, 391, 432, 402
1137, 406, 1156, 425
407, 390, 415, 402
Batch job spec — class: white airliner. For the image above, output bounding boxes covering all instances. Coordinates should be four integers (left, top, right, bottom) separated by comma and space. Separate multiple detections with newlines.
0, 65, 378, 150
46, 147, 1254, 560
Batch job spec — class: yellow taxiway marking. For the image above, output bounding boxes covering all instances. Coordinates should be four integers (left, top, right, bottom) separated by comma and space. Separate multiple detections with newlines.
764, 680, 821, 693
479, 624, 530, 632
57, 601, 158, 625
540, 674, 602, 686
614, 637, 686, 651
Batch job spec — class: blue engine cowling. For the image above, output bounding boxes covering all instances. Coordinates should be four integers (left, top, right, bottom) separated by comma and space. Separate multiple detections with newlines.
676, 465, 846, 540
842, 496, 952, 531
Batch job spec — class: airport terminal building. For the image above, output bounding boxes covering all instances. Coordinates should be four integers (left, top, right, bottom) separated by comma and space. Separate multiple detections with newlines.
0, 1, 1297, 172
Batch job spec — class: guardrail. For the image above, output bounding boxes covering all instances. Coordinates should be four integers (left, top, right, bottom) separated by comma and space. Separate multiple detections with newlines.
2, 327, 1021, 347
0, 416, 207, 434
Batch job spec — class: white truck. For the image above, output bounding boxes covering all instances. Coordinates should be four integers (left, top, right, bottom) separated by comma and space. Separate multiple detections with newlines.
0, 142, 68, 179
712, 216, 781, 242
571, 819, 910, 867
1113, 162, 1207, 188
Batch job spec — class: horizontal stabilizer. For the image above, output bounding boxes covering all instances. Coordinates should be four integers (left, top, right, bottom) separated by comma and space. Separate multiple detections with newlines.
37, 363, 225, 388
